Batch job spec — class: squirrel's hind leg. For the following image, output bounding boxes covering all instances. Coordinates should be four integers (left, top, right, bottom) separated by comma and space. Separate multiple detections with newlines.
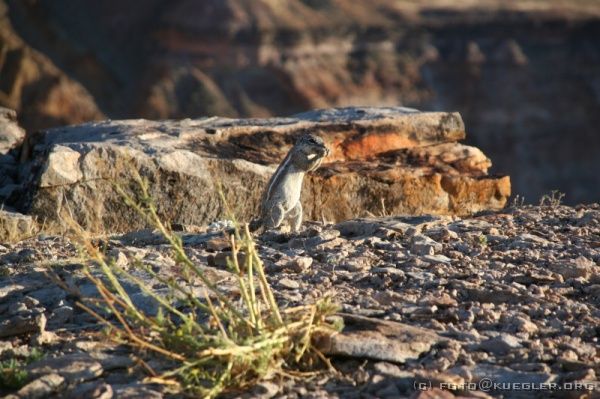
288, 202, 303, 233
263, 203, 285, 230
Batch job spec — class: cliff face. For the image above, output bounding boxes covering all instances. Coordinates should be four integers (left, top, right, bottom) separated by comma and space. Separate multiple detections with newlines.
1, 0, 599, 203
0, 2, 103, 131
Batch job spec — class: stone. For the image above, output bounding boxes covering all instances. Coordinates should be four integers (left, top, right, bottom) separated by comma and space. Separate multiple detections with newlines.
23, 108, 509, 233
411, 388, 455, 399
48, 305, 74, 326
38, 145, 84, 187
206, 220, 235, 233
31, 329, 59, 345
511, 316, 538, 334
411, 142, 491, 174
315, 314, 448, 363
415, 370, 465, 390
411, 235, 443, 256
418, 293, 458, 308
0, 107, 25, 155
91, 353, 135, 371
335, 220, 381, 238
74, 341, 103, 352
460, 364, 556, 386
373, 362, 410, 378
550, 256, 595, 280
373, 290, 405, 306
27, 353, 103, 384
287, 256, 313, 273
22, 296, 40, 308
66, 381, 113, 399
0, 312, 46, 338
110, 251, 129, 268
28, 286, 67, 307
278, 278, 300, 290
422, 254, 452, 264
0, 340, 13, 354
112, 383, 163, 398
371, 267, 406, 279
250, 381, 280, 398
6, 373, 65, 399
478, 334, 522, 355
129, 292, 161, 316
374, 381, 402, 398
0, 210, 36, 242
342, 256, 373, 272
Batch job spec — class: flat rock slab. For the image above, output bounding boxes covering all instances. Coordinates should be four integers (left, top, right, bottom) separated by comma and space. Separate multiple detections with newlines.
316, 313, 449, 363
4, 373, 65, 399
27, 353, 103, 384
20, 106, 509, 233
0, 312, 45, 338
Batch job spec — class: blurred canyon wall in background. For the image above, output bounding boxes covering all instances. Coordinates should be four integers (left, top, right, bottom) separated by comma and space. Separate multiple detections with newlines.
0, 0, 599, 204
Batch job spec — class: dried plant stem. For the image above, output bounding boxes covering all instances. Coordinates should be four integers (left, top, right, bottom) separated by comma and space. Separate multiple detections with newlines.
67, 172, 342, 398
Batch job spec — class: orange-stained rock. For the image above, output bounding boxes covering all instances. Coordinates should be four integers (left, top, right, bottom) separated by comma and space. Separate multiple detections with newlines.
21, 107, 510, 233
326, 111, 465, 161
410, 143, 492, 175
304, 169, 510, 221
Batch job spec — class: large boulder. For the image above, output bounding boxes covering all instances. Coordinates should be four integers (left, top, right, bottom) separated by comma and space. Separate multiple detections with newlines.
21, 107, 510, 233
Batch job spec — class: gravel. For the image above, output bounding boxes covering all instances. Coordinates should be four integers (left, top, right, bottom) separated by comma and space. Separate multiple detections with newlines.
0, 204, 599, 398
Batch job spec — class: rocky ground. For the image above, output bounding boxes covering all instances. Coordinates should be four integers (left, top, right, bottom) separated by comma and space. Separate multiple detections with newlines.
1, 202, 599, 398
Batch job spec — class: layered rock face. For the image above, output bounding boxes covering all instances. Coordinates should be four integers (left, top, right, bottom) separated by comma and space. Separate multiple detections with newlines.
17, 107, 509, 233
1, 0, 599, 203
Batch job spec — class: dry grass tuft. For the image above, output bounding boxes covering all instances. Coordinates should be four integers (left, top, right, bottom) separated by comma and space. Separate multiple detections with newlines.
68, 173, 340, 398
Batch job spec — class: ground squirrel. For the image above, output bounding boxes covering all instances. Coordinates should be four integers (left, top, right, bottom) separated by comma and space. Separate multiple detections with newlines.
250, 133, 330, 233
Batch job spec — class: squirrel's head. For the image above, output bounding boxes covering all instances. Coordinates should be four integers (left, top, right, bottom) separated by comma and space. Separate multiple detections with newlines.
289, 133, 330, 172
